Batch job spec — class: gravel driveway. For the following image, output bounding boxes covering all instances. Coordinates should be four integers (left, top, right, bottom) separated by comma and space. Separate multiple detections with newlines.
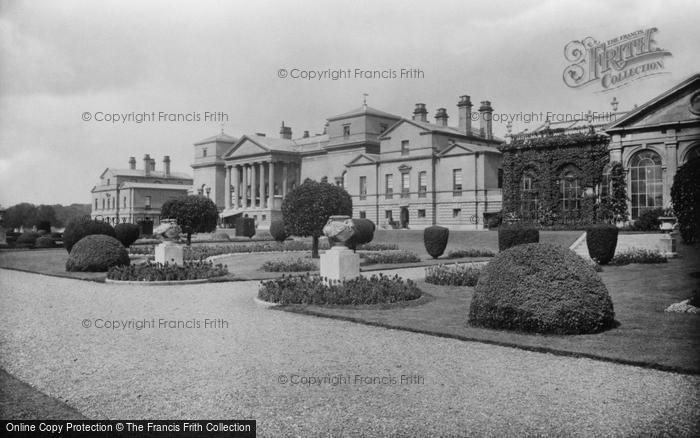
1, 268, 698, 437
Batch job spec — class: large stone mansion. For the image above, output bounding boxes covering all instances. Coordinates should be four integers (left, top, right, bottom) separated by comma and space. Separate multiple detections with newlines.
191, 95, 504, 230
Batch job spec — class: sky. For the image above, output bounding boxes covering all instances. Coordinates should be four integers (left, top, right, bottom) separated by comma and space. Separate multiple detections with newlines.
1, 0, 699, 207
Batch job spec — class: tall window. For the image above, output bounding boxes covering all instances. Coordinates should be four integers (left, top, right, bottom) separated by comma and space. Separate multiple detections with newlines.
401, 172, 410, 197
418, 171, 427, 197
202, 148, 207, 158
359, 176, 367, 200
520, 174, 538, 216
560, 168, 581, 212
497, 169, 503, 189
343, 124, 351, 138
94, 199, 98, 210
630, 150, 662, 219
145, 196, 152, 209
385, 174, 393, 199
123, 196, 127, 208
452, 169, 463, 196
102, 199, 105, 210
401, 140, 409, 156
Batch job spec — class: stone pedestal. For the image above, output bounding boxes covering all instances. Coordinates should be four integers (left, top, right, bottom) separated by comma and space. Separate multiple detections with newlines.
320, 245, 360, 281
155, 241, 184, 265
659, 234, 677, 258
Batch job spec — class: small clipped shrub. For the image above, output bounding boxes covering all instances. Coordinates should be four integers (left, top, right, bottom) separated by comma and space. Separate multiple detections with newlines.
610, 249, 667, 265
425, 263, 483, 286
586, 224, 619, 265
235, 217, 256, 238
16, 231, 40, 247
632, 208, 664, 231
261, 257, 317, 272
347, 218, 375, 250
468, 243, 615, 335
211, 231, 231, 241
361, 250, 420, 265
424, 226, 449, 259
258, 273, 422, 305
269, 220, 289, 243
114, 223, 141, 248
66, 235, 130, 272
63, 217, 116, 253
447, 248, 495, 258
35, 235, 56, 248
107, 261, 227, 281
498, 222, 539, 251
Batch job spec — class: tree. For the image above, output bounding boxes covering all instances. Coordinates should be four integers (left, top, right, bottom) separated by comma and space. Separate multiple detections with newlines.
3, 203, 37, 230
35, 205, 58, 229
599, 162, 628, 224
160, 195, 219, 245
282, 179, 352, 258
671, 157, 700, 244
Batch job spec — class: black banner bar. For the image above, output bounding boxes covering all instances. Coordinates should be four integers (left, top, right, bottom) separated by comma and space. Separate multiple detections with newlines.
1, 420, 256, 437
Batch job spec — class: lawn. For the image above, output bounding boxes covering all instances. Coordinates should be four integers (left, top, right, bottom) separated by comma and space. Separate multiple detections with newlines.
278, 241, 700, 375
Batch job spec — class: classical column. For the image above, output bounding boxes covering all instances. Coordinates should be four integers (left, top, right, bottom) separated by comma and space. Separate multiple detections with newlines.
232, 165, 239, 208
259, 161, 265, 209
282, 162, 288, 196
268, 160, 275, 208
225, 166, 231, 210
251, 162, 257, 208
242, 164, 248, 208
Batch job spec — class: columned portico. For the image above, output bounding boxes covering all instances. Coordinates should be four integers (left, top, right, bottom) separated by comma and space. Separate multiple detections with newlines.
232, 165, 239, 208
224, 166, 231, 209
268, 160, 275, 207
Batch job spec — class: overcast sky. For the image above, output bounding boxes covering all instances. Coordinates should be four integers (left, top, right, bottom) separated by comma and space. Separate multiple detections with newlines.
1, 0, 698, 207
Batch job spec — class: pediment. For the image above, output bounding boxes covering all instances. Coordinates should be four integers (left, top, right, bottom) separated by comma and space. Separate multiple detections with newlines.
225, 136, 270, 158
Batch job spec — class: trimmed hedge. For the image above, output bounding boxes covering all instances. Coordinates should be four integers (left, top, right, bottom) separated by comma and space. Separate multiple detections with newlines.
498, 222, 539, 251
258, 273, 421, 305
35, 235, 57, 248
468, 243, 615, 335
269, 220, 288, 243
261, 257, 317, 272
211, 231, 231, 241
114, 223, 141, 247
66, 235, 130, 272
425, 263, 483, 286
360, 250, 420, 265
347, 218, 375, 250
424, 226, 449, 259
585, 224, 619, 265
610, 249, 667, 265
446, 248, 495, 258
63, 218, 116, 253
16, 231, 40, 247
107, 261, 227, 281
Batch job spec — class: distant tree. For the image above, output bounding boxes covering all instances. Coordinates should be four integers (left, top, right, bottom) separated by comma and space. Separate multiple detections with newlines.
54, 204, 91, 227
35, 205, 58, 228
3, 203, 37, 230
281, 178, 352, 258
161, 195, 219, 245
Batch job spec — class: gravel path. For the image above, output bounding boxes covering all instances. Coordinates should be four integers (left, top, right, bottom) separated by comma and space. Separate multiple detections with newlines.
1, 268, 698, 437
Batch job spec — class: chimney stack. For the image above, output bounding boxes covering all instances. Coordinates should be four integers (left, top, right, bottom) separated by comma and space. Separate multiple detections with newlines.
435, 108, 449, 127
143, 154, 151, 177
303, 130, 309, 138
128, 156, 136, 170
457, 95, 473, 135
279, 121, 292, 139
478, 101, 494, 140
163, 156, 171, 177
412, 103, 428, 122
150, 158, 156, 171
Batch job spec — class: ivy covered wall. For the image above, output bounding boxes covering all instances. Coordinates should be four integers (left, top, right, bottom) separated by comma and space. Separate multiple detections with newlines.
500, 133, 610, 225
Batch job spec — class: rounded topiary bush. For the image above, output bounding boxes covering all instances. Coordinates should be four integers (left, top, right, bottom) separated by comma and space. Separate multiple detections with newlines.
468, 243, 615, 335
269, 220, 288, 243
424, 226, 449, 259
66, 235, 130, 272
211, 231, 231, 241
35, 235, 56, 248
16, 231, 40, 247
347, 218, 375, 250
586, 224, 619, 265
63, 218, 116, 253
114, 223, 141, 247
498, 222, 539, 251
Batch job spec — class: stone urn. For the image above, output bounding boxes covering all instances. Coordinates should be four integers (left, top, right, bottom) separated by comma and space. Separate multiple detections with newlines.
658, 216, 677, 233
322, 215, 355, 248
320, 215, 360, 281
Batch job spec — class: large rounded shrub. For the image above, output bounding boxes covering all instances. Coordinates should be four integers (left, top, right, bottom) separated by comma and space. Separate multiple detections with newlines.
35, 235, 56, 248
211, 231, 231, 241
65, 235, 130, 272
63, 218, 115, 253
586, 224, 619, 265
424, 226, 449, 259
671, 157, 700, 244
269, 220, 288, 243
468, 243, 615, 335
498, 222, 539, 251
347, 218, 375, 250
632, 207, 663, 231
114, 223, 141, 247
16, 231, 40, 247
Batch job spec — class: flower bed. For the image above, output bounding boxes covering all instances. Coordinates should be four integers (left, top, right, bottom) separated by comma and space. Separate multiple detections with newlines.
446, 248, 495, 258
258, 273, 422, 305
610, 249, 667, 265
360, 250, 420, 265
107, 261, 228, 281
355, 242, 398, 251
261, 257, 318, 272
425, 263, 483, 286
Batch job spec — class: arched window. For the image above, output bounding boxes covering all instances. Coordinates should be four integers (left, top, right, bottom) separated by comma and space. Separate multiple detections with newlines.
630, 150, 662, 219
685, 144, 700, 163
520, 173, 538, 218
560, 166, 581, 212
